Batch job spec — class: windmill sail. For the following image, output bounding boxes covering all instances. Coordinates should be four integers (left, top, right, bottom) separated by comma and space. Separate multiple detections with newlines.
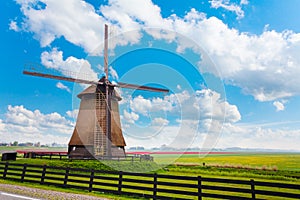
23, 70, 100, 85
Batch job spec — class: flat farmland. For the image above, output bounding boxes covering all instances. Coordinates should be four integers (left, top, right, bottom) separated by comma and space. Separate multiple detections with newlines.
1, 150, 299, 199
167, 152, 300, 171
149, 152, 300, 184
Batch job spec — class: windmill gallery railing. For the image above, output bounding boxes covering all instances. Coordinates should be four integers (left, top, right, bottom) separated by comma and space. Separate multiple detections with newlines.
0, 162, 299, 199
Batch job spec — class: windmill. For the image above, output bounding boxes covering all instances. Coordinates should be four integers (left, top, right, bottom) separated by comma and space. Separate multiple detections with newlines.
23, 24, 169, 159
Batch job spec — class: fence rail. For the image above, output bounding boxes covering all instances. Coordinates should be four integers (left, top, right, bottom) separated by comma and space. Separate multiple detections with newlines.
0, 162, 299, 199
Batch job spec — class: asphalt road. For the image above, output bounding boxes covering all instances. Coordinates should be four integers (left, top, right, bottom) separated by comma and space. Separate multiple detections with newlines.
0, 192, 40, 200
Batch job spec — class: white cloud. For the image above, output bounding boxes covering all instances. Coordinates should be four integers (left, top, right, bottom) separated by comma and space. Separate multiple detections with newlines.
15, 0, 105, 53
130, 95, 152, 116
9, 21, 19, 31
145, 3, 300, 103
66, 109, 79, 119
123, 110, 139, 124
56, 82, 71, 93
195, 89, 241, 123
126, 90, 191, 117
122, 89, 240, 148
273, 101, 285, 112
0, 105, 74, 144
177, 16, 300, 102
0, 119, 5, 132
103, 1, 300, 103
16, 0, 300, 102
103, 2, 300, 103
209, 0, 246, 19
109, 66, 119, 80
240, 0, 249, 5
152, 117, 169, 126
15, 0, 149, 53
41, 48, 98, 81
100, 0, 166, 29
126, 89, 240, 124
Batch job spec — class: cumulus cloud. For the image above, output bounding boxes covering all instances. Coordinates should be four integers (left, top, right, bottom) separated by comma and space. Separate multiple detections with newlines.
0, 105, 74, 144
273, 101, 285, 112
195, 89, 241, 123
15, 0, 105, 53
123, 110, 139, 124
14, 0, 300, 103
41, 48, 98, 81
126, 90, 191, 117
123, 89, 240, 138
179, 16, 300, 102
129, 95, 152, 116
14, 0, 148, 54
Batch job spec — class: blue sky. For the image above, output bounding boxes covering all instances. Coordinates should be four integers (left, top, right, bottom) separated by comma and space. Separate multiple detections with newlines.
1, 0, 300, 151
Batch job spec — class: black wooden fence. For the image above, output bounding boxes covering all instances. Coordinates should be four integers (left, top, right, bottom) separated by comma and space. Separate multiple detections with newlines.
0, 162, 299, 200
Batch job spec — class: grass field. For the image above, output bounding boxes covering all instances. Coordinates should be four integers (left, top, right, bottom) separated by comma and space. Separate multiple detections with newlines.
0, 148, 299, 199
172, 153, 300, 171
150, 152, 300, 183
2, 148, 299, 182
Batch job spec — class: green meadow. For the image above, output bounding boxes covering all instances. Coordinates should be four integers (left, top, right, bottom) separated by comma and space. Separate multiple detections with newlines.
157, 152, 300, 171
2, 150, 299, 182
0, 150, 299, 199
150, 153, 300, 183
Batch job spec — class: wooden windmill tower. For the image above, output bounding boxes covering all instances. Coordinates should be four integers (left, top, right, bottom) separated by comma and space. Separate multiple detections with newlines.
23, 24, 169, 159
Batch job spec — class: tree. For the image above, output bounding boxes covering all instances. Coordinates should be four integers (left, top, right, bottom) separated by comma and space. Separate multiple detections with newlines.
12, 141, 18, 146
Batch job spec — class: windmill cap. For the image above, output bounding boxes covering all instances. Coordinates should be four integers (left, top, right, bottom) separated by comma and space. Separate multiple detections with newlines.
77, 84, 122, 101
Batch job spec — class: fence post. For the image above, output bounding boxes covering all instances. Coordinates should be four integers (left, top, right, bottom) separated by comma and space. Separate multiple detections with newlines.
40, 165, 47, 184
250, 179, 255, 199
118, 171, 123, 195
153, 173, 158, 199
21, 164, 27, 183
3, 162, 8, 178
89, 169, 94, 192
64, 168, 70, 188
198, 176, 202, 200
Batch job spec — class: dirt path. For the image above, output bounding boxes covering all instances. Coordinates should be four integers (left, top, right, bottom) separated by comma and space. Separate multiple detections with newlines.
0, 183, 108, 200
